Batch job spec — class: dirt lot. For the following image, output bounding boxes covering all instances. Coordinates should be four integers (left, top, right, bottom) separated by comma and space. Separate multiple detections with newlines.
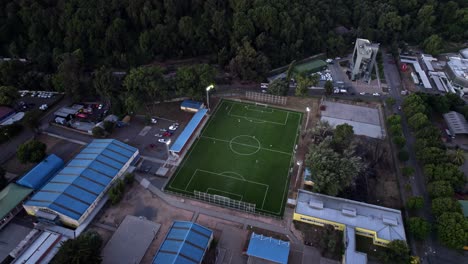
93, 183, 194, 264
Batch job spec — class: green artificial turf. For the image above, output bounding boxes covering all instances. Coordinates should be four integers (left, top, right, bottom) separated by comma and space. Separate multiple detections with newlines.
166, 99, 302, 216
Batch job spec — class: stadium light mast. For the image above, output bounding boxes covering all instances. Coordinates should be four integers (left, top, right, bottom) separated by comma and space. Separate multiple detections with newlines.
206, 84, 215, 111
305, 107, 311, 131
165, 139, 171, 159
295, 160, 303, 190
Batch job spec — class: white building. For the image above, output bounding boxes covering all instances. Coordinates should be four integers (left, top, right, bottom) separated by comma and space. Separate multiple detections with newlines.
351, 38, 380, 82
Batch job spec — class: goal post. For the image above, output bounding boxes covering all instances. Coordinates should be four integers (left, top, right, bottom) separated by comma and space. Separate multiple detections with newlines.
255, 102, 268, 108
194, 190, 256, 213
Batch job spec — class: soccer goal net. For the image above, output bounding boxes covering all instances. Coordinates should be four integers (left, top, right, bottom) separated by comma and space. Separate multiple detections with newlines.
255, 102, 268, 108
194, 190, 256, 213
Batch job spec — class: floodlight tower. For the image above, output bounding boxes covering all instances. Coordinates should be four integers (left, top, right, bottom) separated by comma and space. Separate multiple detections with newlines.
206, 84, 215, 111
305, 107, 311, 131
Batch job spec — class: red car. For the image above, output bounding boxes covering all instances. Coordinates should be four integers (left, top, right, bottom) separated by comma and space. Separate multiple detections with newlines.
163, 131, 173, 137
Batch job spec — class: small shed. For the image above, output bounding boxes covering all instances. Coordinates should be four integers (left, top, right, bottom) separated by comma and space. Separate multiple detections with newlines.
246, 233, 290, 264
181, 100, 204, 112
16, 154, 64, 190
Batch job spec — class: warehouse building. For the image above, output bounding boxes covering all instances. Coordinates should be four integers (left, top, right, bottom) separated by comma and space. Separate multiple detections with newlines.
16, 154, 64, 190
23, 139, 139, 228
152, 221, 213, 264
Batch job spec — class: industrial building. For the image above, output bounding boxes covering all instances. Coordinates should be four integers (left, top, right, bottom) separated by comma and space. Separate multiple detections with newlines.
0, 184, 33, 230
152, 221, 213, 264
443, 111, 468, 137
246, 233, 290, 264
23, 139, 139, 228
447, 56, 468, 91
180, 100, 204, 112
101, 215, 160, 264
16, 154, 64, 190
294, 190, 406, 264
350, 38, 380, 82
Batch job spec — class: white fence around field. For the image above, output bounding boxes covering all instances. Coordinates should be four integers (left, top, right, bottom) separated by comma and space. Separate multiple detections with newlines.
245, 91, 287, 105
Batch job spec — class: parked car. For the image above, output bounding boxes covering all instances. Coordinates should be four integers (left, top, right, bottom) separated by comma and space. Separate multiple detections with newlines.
372, 93, 380, 96
158, 138, 169, 143
154, 133, 162, 137
169, 124, 178, 130
39, 104, 48, 111
151, 118, 158, 124
359, 92, 366, 95
160, 128, 167, 132
163, 131, 173, 137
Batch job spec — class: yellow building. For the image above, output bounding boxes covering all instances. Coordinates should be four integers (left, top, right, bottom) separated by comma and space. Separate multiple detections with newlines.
294, 190, 407, 264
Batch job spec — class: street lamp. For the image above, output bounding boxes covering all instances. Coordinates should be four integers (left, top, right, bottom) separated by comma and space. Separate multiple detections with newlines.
295, 160, 303, 190
165, 139, 171, 159
305, 107, 311, 131
206, 84, 215, 111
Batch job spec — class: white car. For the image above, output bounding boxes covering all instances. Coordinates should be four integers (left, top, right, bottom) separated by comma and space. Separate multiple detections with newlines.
158, 138, 169, 143
98, 104, 103, 110
39, 104, 48, 110
372, 93, 380, 96
261, 89, 267, 93
359, 92, 366, 95
169, 124, 178, 130
151, 118, 157, 124
154, 134, 162, 137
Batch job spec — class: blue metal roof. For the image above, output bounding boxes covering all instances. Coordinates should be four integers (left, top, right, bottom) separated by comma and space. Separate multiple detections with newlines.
181, 100, 203, 110
246, 233, 290, 264
153, 221, 213, 264
25, 139, 138, 221
170, 109, 208, 153
16, 154, 64, 190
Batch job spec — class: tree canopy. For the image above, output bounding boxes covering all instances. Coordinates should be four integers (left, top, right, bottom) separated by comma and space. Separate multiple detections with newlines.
16, 140, 46, 164
436, 212, 468, 250
52, 231, 102, 264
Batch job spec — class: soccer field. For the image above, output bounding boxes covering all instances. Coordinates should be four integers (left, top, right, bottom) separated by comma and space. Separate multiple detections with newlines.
166, 99, 302, 216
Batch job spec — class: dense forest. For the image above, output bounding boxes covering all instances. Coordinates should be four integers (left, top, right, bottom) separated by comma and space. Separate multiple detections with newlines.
1, 0, 467, 72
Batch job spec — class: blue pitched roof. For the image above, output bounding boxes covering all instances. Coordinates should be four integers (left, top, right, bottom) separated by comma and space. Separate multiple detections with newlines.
25, 139, 138, 221
16, 154, 64, 190
153, 221, 213, 264
170, 109, 207, 153
246, 233, 290, 264
181, 100, 203, 110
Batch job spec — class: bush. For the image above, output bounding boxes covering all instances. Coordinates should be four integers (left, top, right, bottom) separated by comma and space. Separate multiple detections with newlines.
389, 124, 403, 135
432, 197, 462, 218
406, 196, 424, 210
103, 121, 115, 133
407, 217, 431, 240
398, 150, 409, 162
393, 136, 406, 149
92, 126, 105, 138
17, 140, 46, 163
428, 181, 454, 198
401, 167, 415, 177
108, 179, 125, 205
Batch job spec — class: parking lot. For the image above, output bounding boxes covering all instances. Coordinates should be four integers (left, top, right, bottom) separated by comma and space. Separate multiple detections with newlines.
15, 90, 62, 112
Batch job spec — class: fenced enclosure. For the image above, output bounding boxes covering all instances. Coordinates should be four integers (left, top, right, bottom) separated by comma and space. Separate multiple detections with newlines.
246, 91, 287, 105
194, 190, 256, 213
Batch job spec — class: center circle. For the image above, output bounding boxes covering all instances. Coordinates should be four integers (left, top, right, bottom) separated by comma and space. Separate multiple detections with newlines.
229, 135, 261, 155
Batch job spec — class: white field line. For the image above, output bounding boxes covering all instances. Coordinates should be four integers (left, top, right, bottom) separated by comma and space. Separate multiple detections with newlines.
261, 185, 269, 209
200, 99, 224, 136
220, 171, 246, 180
227, 102, 288, 125
206, 188, 243, 201
244, 105, 274, 113
201, 136, 292, 156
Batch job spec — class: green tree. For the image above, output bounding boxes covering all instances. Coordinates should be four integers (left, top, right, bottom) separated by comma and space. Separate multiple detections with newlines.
389, 124, 403, 136
416, 147, 447, 165
267, 79, 288, 96
93, 66, 120, 107
22, 110, 42, 131
393, 136, 406, 149
437, 212, 468, 250
379, 240, 410, 264
0, 124, 23, 144
0, 86, 18, 106
92, 126, 105, 138
450, 149, 465, 166
17, 140, 46, 164
428, 181, 454, 198
108, 179, 125, 205
386, 97, 396, 107
432, 197, 462, 218
406, 196, 424, 210
401, 167, 415, 177
422, 34, 443, 55
52, 50, 85, 102
332, 123, 354, 152
324, 80, 333, 96
387, 115, 402, 127
295, 73, 312, 97
175, 64, 216, 100
0, 167, 7, 190
398, 150, 409, 162
408, 112, 429, 130
424, 163, 464, 189
306, 137, 363, 196
103, 121, 114, 134
52, 231, 102, 264
407, 217, 431, 240
123, 66, 168, 113
229, 39, 270, 81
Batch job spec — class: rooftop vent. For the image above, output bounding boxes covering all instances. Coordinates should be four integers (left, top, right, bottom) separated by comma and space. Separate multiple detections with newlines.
309, 200, 323, 209
383, 216, 398, 226
342, 207, 357, 217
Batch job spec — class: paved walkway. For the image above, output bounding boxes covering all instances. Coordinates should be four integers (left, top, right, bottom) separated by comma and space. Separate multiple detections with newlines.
135, 174, 301, 245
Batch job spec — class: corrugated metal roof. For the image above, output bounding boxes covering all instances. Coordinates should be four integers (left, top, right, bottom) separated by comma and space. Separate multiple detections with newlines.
16, 154, 64, 190
170, 109, 208, 153
153, 221, 212, 264
25, 139, 138, 221
181, 100, 204, 110
443, 111, 468, 135
246, 233, 290, 264
0, 183, 33, 219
